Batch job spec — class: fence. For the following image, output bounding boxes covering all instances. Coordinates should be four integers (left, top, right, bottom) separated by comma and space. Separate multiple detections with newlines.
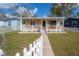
15, 35, 43, 56
0, 26, 14, 34
0, 35, 43, 56
64, 27, 79, 32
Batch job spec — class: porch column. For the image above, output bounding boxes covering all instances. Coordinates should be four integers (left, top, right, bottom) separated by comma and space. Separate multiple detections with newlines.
41, 19, 42, 33
20, 17, 23, 31
63, 18, 64, 31
46, 18, 48, 32
56, 19, 58, 32
32, 19, 33, 32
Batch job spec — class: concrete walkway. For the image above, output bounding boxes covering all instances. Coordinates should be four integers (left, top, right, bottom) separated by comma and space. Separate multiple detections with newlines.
42, 33, 54, 56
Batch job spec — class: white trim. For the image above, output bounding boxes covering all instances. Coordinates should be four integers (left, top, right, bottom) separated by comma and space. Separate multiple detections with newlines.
63, 18, 64, 30
20, 17, 23, 31
21, 17, 65, 20
41, 19, 42, 33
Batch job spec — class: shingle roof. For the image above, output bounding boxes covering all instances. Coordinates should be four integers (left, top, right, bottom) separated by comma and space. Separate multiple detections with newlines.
0, 14, 8, 21
0, 13, 18, 21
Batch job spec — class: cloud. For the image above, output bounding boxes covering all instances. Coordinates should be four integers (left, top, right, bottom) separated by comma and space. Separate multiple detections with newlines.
33, 8, 38, 13
43, 15, 47, 17
16, 6, 38, 17
77, 3, 79, 6
29, 7, 37, 16
0, 3, 18, 9
0, 3, 38, 17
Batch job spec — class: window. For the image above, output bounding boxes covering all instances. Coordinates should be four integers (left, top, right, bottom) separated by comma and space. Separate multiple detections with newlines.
50, 21, 56, 25
8, 21, 11, 26
72, 21, 77, 27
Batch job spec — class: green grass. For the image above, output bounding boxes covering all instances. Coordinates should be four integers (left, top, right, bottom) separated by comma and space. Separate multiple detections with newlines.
48, 31, 79, 56
3, 32, 40, 56
0, 35, 2, 45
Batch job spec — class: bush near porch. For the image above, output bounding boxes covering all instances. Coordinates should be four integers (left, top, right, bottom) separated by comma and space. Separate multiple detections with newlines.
3, 32, 40, 56
48, 31, 79, 56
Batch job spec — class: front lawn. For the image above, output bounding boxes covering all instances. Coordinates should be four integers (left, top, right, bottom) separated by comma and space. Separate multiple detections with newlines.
48, 31, 79, 56
0, 35, 2, 46
3, 32, 40, 56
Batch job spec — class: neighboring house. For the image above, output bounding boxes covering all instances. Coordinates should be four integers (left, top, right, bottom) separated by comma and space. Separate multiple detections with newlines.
64, 17, 79, 28
0, 14, 20, 31
0, 19, 19, 31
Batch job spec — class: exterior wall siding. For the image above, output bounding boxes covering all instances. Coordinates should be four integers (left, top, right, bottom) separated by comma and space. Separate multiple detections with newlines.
0, 20, 19, 31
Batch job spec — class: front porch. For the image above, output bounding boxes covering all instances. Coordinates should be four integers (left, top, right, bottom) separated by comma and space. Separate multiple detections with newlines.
19, 17, 65, 32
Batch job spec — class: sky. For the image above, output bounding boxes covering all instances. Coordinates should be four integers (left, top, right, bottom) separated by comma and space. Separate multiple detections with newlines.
29, 3, 52, 17
72, 6, 79, 15
0, 3, 79, 17
0, 3, 52, 17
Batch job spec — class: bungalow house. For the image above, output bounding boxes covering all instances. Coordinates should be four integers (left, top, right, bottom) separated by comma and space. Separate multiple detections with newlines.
19, 17, 65, 32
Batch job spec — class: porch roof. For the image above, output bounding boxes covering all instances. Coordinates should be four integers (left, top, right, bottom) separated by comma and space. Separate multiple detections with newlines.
0, 17, 65, 21
22, 17, 65, 20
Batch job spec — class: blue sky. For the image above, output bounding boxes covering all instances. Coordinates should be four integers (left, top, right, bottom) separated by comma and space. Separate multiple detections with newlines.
0, 3, 79, 17
72, 6, 79, 15
0, 3, 52, 17
29, 3, 52, 17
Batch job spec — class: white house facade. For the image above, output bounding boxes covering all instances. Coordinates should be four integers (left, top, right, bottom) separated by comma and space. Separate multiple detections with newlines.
19, 17, 65, 32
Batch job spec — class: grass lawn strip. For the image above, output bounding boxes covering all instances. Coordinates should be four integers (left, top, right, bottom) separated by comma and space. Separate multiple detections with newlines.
3, 32, 40, 56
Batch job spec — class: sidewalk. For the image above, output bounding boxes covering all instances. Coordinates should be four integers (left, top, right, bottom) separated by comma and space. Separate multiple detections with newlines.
42, 33, 54, 56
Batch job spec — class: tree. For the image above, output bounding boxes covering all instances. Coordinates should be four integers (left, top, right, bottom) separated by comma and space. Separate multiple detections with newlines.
76, 12, 79, 16
50, 3, 77, 17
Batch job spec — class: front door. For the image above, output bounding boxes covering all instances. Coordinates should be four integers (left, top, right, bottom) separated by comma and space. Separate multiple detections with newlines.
43, 20, 46, 26
42, 20, 46, 30
42, 20, 47, 34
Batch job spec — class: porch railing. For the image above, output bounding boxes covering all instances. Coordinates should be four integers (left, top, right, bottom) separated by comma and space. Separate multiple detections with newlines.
22, 24, 41, 32
21, 24, 63, 32
47, 25, 63, 32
